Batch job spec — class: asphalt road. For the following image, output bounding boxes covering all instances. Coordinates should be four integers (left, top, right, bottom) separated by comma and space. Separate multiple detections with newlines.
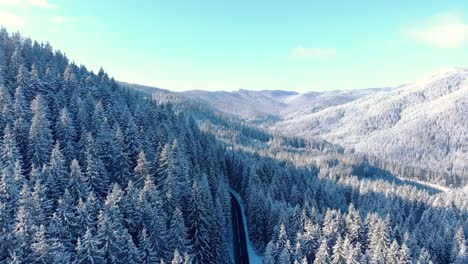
231, 193, 250, 264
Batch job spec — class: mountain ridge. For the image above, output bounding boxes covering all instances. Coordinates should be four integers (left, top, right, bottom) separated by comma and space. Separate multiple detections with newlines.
275, 67, 468, 177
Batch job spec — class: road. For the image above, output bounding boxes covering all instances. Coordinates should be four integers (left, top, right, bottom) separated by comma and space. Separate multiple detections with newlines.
231, 193, 250, 264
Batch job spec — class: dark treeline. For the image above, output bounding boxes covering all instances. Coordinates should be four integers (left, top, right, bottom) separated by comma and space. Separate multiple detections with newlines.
224, 147, 467, 264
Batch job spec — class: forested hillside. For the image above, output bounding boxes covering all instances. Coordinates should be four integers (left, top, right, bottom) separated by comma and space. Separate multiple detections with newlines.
0, 29, 232, 263
276, 68, 468, 181
0, 29, 467, 264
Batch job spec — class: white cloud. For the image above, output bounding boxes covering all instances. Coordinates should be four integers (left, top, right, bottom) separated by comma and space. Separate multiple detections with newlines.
407, 10, 468, 48
0, 12, 25, 28
52, 16, 70, 23
291, 45, 337, 59
0, 0, 54, 8
28, 0, 54, 9
0, 0, 21, 5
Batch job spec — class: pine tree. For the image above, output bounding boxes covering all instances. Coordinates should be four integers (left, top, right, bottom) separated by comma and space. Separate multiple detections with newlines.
417, 248, 433, 264
45, 142, 68, 199
168, 207, 192, 256
313, 240, 330, 264
68, 159, 90, 201
30, 224, 57, 263
121, 180, 141, 236
346, 204, 362, 244
279, 247, 291, 264
123, 116, 141, 168
157, 143, 173, 190
331, 236, 346, 264
171, 249, 184, 264
55, 107, 76, 163
13, 184, 35, 259
0, 85, 13, 135
28, 95, 53, 170
2, 124, 22, 172
346, 243, 362, 264
13, 84, 29, 161
452, 227, 467, 264
112, 126, 131, 186
31, 179, 50, 224
188, 178, 214, 263
0, 167, 19, 226
138, 228, 159, 264
399, 242, 412, 264
386, 240, 399, 263
297, 218, 321, 261
74, 227, 104, 264
6, 45, 22, 87
29, 64, 43, 97
275, 224, 292, 260
134, 151, 150, 189
95, 117, 115, 175
139, 174, 170, 260
263, 241, 276, 264
84, 191, 100, 228
171, 139, 191, 215
95, 206, 126, 263
125, 231, 143, 264
85, 134, 109, 197
55, 189, 79, 248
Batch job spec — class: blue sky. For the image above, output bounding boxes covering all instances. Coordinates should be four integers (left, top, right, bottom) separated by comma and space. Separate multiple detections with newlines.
1, 0, 468, 92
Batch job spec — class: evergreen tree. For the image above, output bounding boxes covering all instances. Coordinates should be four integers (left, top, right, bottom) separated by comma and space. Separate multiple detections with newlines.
74, 228, 104, 264
386, 240, 400, 264
68, 159, 90, 202
134, 151, 150, 189
399, 242, 412, 264
417, 248, 433, 264
30, 224, 58, 263
96, 203, 126, 263
279, 247, 291, 264
13, 84, 29, 161
28, 95, 53, 170
263, 241, 276, 264
121, 180, 141, 236
112, 126, 131, 186
55, 107, 76, 163
1, 124, 22, 172
138, 228, 159, 264
44, 142, 68, 200
188, 178, 214, 263
85, 134, 109, 197
451, 227, 467, 264
13, 184, 35, 260
171, 249, 184, 264
313, 239, 330, 264
139, 175, 169, 259
297, 219, 321, 261
275, 224, 292, 261
331, 236, 346, 264
168, 207, 192, 256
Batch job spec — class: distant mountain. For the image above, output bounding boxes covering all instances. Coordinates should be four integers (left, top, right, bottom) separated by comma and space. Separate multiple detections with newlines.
182, 88, 389, 124
275, 68, 468, 177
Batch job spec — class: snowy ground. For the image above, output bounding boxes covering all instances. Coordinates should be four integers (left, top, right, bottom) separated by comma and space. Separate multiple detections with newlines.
230, 189, 263, 264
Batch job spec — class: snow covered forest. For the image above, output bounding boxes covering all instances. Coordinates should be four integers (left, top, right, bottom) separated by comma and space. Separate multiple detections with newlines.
0, 29, 467, 264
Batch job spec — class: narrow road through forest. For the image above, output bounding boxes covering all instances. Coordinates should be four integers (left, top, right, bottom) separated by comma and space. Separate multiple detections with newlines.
231, 192, 250, 264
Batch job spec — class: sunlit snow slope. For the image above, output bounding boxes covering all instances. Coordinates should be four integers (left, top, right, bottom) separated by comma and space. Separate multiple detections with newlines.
275, 68, 468, 176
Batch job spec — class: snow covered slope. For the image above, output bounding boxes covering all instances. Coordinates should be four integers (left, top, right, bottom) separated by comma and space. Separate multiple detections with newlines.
183, 88, 387, 123
275, 68, 468, 176
183, 89, 292, 123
